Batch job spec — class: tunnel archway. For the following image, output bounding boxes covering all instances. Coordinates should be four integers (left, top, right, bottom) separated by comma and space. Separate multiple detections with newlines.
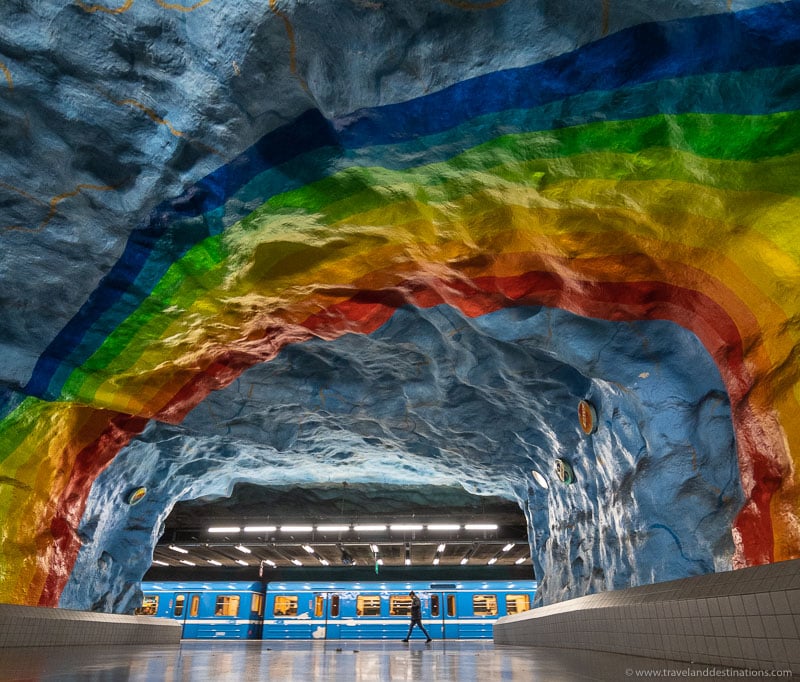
57, 304, 742, 612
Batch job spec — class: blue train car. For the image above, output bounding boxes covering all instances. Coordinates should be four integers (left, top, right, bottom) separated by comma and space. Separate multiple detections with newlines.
261, 579, 537, 640
137, 581, 265, 639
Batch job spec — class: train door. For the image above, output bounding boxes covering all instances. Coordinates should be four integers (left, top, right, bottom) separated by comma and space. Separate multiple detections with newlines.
429, 592, 459, 639
311, 592, 341, 639
179, 592, 203, 638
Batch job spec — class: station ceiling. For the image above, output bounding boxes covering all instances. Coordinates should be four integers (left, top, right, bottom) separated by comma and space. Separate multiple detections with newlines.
148, 483, 531, 579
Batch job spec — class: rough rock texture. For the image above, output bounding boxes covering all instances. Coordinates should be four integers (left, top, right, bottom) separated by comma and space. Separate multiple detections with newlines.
1, 0, 798, 610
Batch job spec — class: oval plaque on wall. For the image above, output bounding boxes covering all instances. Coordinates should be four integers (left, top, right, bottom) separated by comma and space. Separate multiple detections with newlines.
578, 399, 597, 435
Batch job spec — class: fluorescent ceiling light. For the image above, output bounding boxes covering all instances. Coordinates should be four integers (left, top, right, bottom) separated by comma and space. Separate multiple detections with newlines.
432, 557, 440, 565
208, 526, 240, 533
488, 557, 497, 565
427, 524, 460, 531
234, 544, 251, 554
263, 559, 276, 567
291, 559, 303, 566
316, 525, 350, 532
405, 558, 411, 566
320, 559, 330, 566
502, 543, 515, 552
460, 557, 469, 565
153, 560, 169, 566
243, 525, 277, 533
370, 544, 379, 554
281, 526, 313, 532
465, 524, 498, 530
235, 559, 248, 566
515, 556, 527, 565
168, 545, 188, 554
180, 560, 196, 566
377, 558, 384, 565
436, 543, 446, 553
390, 524, 423, 531
353, 525, 387, 531
207, 559, 222, 566
302, 545, 315, 554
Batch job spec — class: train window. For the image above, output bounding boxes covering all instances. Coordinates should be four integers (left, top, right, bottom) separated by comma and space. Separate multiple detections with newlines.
190, 595, 200, 617
252, 593, 263, 616
215, 595, 240, 617
174, 594, 185, 617
472, 594, 498, 616
134, 595, 158, 616
430, 595, 440, 617
447, 595, 456, 617
314, 595, 324, 617
506, 594, 531, 614
356, 595, 381, 616
274, 595, 298, 617
389, 595, 412, 616
331, 595, 340, 617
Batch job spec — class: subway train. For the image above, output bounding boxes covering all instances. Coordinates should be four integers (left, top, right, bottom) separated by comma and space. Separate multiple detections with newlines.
136, 579, 537, 640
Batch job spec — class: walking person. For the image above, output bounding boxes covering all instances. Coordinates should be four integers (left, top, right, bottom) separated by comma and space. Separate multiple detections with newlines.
402, 590, 432, 642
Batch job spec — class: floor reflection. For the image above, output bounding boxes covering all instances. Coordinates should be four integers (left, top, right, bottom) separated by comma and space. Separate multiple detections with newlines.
0, 640, 720, 681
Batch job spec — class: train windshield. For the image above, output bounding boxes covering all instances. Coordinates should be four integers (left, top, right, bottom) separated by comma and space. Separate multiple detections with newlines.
174, 594, 185, 616
430, 594, 440, 617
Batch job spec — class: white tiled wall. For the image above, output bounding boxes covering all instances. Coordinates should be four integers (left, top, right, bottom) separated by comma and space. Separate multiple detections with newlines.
495, 558, 800, 673
0, 603, 181, 648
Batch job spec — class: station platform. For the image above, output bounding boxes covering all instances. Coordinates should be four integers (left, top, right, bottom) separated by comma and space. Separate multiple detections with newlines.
0, 639, 776, 681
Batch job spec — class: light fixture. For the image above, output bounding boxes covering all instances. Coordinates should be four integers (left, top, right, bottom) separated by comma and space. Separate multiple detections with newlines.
153, 560, 169, 566
243, 525, 277, 533
234, 544, 251, 554
207, 559, 222, 566
502, 543, 515, 552
405, 544, 411, 566
515, 556, 528, 565
320, 559, 330, 566
377, 558, 384, 566
302, 544, 315, 554
437, 543, 446, 553
291, 559, 303, 566
168, 545, 188, 554
280, 526, 313, 532
432, 557, 440, 565
316, 525, 350, 532
427, 524, 460, 531
353, 524, 387, 532
460, 557, 469, 565
488, 557, 497, 565
370, 544, 379, 554
465, 523, 498, 530
405, 556, 411, 566
263, 559, 276, 567
390, 524, 423, 531
208, 526, 240, 533
180, 560, 196, 566
235, 559, 248, 566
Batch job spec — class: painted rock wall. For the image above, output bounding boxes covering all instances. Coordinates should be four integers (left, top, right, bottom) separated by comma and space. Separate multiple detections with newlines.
1, 0, 799, 609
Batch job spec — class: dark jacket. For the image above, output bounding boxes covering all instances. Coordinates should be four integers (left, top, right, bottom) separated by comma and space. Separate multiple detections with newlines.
410, 595, 422, 619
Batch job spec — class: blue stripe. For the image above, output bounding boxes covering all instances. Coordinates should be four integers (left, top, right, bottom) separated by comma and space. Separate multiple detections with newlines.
22, 1, 800, 403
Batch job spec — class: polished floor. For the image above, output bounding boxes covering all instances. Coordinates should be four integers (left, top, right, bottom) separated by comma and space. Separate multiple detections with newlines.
0, 640, 730, 682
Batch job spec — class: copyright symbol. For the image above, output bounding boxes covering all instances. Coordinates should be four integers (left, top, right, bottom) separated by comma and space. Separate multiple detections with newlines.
625, 669, 633, 677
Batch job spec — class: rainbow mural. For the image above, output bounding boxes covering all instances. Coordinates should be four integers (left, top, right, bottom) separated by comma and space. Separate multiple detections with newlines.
1, 1, 800, 607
